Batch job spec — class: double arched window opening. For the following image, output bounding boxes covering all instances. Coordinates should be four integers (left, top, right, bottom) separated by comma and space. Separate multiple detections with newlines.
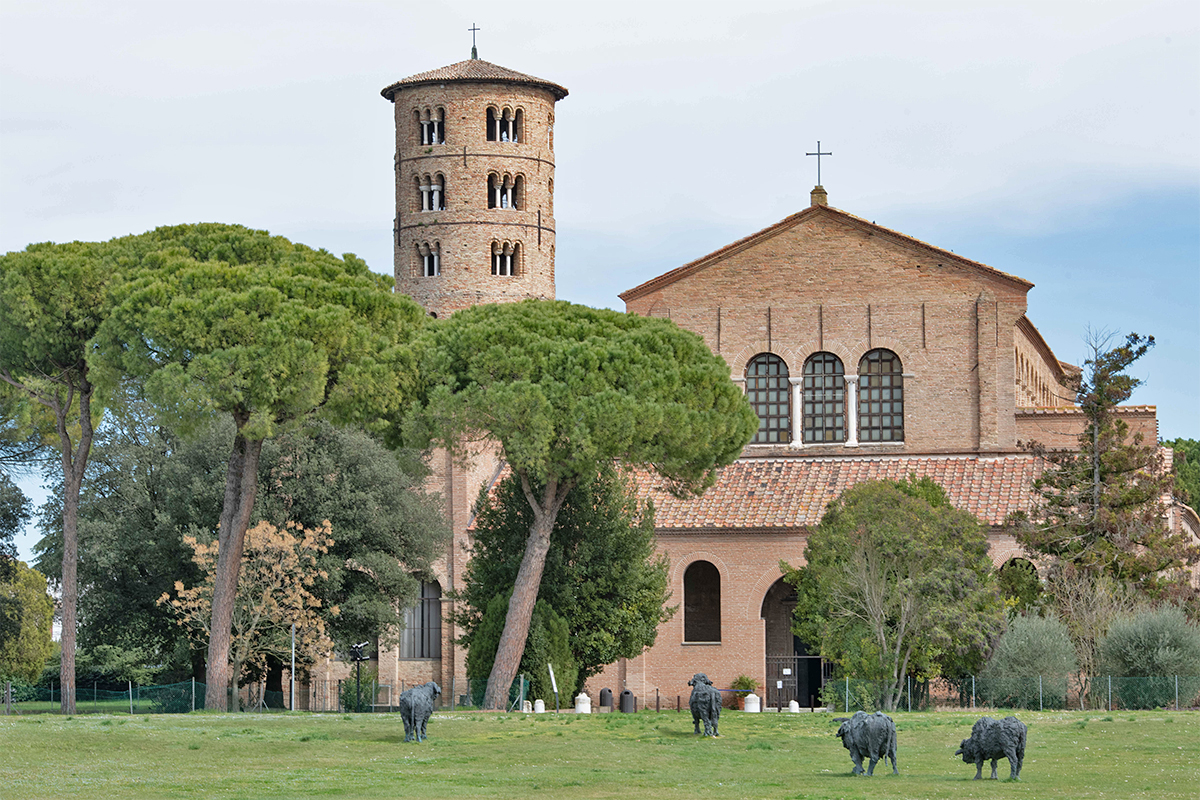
487, 173, 523, 210
744, 348, 904, 445
415, 107, 445, 145
415, 173, 446, 212
491, 241, 520, 276
416, 242, 440, 277
486, 107, 522, 143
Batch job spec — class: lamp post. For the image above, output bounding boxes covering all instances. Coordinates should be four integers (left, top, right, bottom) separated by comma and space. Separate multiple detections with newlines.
350, 642, 370, 713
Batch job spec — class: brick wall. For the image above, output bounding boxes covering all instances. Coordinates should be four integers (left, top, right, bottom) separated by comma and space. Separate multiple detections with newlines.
624, 208, 1031, 454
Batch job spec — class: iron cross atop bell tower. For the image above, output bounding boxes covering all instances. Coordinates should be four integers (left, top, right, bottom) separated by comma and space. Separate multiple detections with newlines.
469, 23, 480, 59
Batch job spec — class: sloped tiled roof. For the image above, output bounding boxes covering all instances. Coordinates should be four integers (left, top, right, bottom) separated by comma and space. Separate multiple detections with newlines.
633, 454, 1041, 531
381, 58, 568, 101
618, 204, 1032, 303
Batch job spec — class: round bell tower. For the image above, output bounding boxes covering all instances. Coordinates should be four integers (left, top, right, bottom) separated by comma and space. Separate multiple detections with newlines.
382, 54, 568, 317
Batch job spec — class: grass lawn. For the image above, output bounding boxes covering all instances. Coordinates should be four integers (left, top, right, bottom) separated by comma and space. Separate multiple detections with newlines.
1, 708, 1196, 799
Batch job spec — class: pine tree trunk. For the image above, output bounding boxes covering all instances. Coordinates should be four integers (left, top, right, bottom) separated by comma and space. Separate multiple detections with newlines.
56, 374, 93, 716
482, 474, 571, 711
204, 424, 263, 712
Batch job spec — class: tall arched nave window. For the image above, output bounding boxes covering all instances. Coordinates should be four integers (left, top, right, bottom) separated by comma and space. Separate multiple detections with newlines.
802, 352, 845, 443
858, 349, 904, 442
683, 561, 721, 643
746, 353, 791, 444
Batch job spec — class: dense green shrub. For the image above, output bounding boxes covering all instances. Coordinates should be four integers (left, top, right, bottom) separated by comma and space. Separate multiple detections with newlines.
980, 614, 1077, 708
1099, 606, 1200, 708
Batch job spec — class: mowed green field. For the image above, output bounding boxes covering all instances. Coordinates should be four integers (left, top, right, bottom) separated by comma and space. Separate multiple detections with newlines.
1, 709, 1195, 800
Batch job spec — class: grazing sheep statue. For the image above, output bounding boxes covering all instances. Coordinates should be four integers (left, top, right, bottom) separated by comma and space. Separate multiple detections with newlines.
688, 673, 721, 737
398, 681, 441, 743
955, 715, 1026, 780
835, 710, 898, 776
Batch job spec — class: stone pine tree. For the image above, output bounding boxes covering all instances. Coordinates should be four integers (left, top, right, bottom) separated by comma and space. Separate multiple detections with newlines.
1, 240, 119, 714
1016, 332, 1200, 596
90, 223, 425, 711
418, 300, 757, 710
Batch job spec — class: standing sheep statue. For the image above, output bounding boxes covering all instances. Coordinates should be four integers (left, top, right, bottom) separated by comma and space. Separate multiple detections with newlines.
398, 681, 441, 743
955, 716, 1027, 780
688, 673, 721, 737
835, 711, 898, 776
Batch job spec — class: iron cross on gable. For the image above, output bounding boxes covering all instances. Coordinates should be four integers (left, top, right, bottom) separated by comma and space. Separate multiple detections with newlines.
806, 141, 832, 186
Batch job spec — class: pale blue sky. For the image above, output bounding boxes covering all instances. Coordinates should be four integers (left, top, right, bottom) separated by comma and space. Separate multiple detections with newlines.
3, 0, 1198, 561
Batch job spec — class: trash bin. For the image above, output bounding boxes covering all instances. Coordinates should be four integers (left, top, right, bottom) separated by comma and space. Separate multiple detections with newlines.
599, 687, 613, 708
619, 689, 635, 713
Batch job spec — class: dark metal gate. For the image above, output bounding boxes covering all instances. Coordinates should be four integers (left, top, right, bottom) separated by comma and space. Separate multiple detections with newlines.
765, 655, 830, 710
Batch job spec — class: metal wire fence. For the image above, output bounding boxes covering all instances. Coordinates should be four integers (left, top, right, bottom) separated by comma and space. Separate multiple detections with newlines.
2, 675, 532, 715
824, 675, 1200, 713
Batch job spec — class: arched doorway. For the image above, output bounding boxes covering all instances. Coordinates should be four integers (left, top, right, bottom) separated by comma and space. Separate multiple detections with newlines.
761, 577, 825, 709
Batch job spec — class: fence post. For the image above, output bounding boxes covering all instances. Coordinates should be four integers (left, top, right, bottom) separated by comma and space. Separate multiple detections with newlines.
845, 677, 849, 713
1039, 676, 1043, 712
192, 678, 196, 713
907, 675, 911, 712
971, 675, 975, 710
1108, 676, 1111, 712
4, 681, 10, 715
1175, 676, 1179, 711
128, 681, 133, 714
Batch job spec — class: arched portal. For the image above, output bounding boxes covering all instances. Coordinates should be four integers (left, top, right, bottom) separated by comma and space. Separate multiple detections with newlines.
760, 576, 826, 709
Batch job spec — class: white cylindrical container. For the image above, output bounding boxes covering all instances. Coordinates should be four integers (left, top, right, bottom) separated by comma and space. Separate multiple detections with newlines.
575, 692, 591, 714
788, 700, 800, 713
744, 693, 761, 713
534, 698, 545, 713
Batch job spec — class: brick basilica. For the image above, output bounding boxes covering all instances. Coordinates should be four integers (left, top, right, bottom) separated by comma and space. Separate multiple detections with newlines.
311, 52, 1199, 710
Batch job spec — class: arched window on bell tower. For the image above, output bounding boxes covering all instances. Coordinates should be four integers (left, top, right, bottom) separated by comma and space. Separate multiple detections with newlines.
491, 241, 520, 276
416, 107, 445, 145
417, 173, 445, 212
416, 241, 440, 277
487, 173, 522, 210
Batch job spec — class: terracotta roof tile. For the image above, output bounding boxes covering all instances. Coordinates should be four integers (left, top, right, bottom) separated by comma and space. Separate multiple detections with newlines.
634, 454, 1041, 531
381, 58, 568, 101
